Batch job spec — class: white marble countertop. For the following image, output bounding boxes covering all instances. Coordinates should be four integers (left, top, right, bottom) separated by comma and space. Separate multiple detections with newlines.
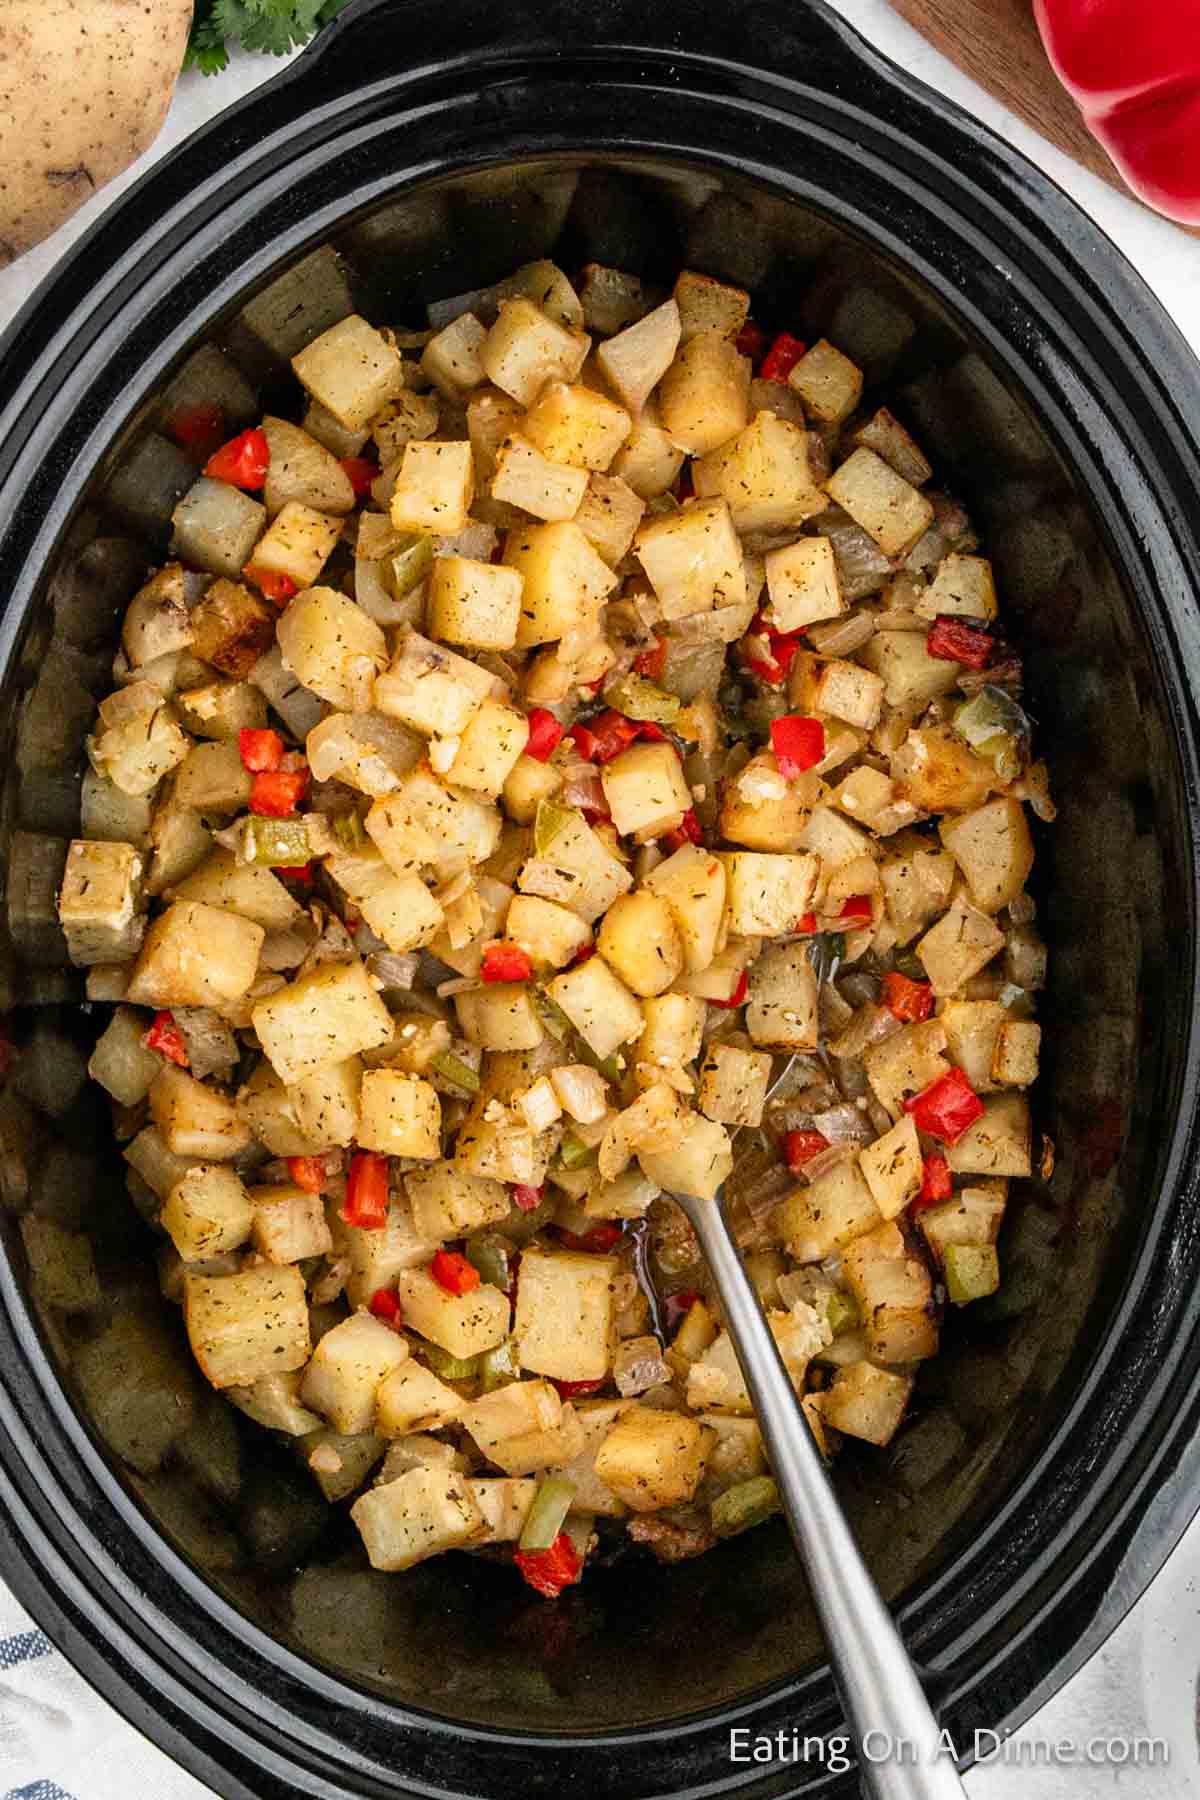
0, 5, 1197, 1797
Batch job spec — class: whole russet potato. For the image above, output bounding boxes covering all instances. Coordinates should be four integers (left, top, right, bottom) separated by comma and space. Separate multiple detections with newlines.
0, 0, 192, 267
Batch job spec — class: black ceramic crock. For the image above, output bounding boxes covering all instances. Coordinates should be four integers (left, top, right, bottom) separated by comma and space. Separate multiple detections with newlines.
1, 1, 1199, 1795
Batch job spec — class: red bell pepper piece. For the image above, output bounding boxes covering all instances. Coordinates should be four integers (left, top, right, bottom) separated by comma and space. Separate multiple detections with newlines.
205, 427, 270, 491
242, 564, 298, 606
742, 613, 804, 685
881, 972, 935, 1023
165, 402, 225, 462
839, 894, 874, 924
926, 615, 993, 670
759, 331, 806, 383
662, 807, 703, 852
286, 1155, 327, 1193
480, 943, 533, 984
143, 1010, 188, 1067
710, 969, 749, 1010
914, 1154, 953, 1211
1034, 0, 1200, 226
524, 707, 564, 762
238, 727, 284, 772
785, 1129, 829, 1173
250, 767, 309, 817
795, 912, 817, 935
340, 456, 378, 498
554, 1377, 606, 1399
431, 1248, 481, 1295
514, 1531, 580, 1598
342, 1152, 390, 1230
368, 1288, 404, 1328
735, 320, 768, 364
570, 710, 641, 765
559, 1222, 623, 1254
633, 637, 668, 681
771, 714, 826, 777
512, 1183, 545, 1213
904, 1068, 985, 1145
278, 862, 315, 884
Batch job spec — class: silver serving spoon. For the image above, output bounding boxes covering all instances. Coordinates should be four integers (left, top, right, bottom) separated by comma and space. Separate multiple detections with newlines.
667, 1056, 966, 1799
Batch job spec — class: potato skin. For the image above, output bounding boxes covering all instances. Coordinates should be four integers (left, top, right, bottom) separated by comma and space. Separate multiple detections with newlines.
0, 1, 191, 265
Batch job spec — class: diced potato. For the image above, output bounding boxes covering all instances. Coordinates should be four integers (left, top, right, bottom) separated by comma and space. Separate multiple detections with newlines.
764, 536, 845, 633
169, 743, 249, 819
820, 1361, 912, 1445
301, 1427, 387, 1502
722, 851, 818, 938
292, 314, 406, 431
458, 1378, 562, 1459
250, 1184, 333, 1263
251, 958, 393, 1085
691, 411, 826, 532
638, 1115, 732, 1201
514, 1246, 619, 1381
249, 502, 341, 590
406, 1165, 510, 1242
88, 1005, 162, 1106
122, 565, 194, 667
673, 270, 749, 343
878, 832, 957, 942
358, 1070, 441, 1159
351, 1466, 484, 1570
720, 752, 818, 852
163, 1163, 254, 1261
359, 872, 445, 955
376, 1360, 465, 1435
580, 263, 647, 335
374, 629, 494, 737
427, 555, 524, 652
446, 699, 529, 797
607, 405, 685, 499
306, 711, 422, 799
184, 1264, 310, 1388
236, 1062, 317, 1157
826, 448, 935, 558
643, 845, 726, 973
503, 520, 618, 648
698, 1042, 772, 1127
149, 1064, 251, 1161
860, 630, 961, 717
595, 300, 681, 414
127, 901, 264, 1010
172, 478, 267, 579
916, 897, 1005, 996
858, 1114, 922, 1219
596, 890, 682, 997
226, 1370, 322, 1437
992, 1019, 1040, 1087
518, 807, 632, 924
489, 432, 588, 521
124, 1123, 193, 1200
775, 1159, 881, 1261
275, 585, 387, 713
746, 942, 818, 1049
573, 472, 646, 565
598, 1081, 685, 1181
502, 753, 563, 825
58, 839, 144, 965
547, 956, 644, 1060
658, 331, 749, 455
301, 1313, 410, 1434
812, 658, 885, 731
593, 1404, 710, 1511
89, 684, 190, 798
480, 298, 589, 407
945, 1093, 1032, 1177
506, 894, 591, 970
388, 440, 474, 535
466, 387, 523, 481
394, 1266, 511, 1358
260, 415, 355, 516
455, 984, 545, 1053
673, 938, 755, 1005
852, 407, 932, 487
420, 311, 486, 399
939, 798, 1035, 915
634, 992, 706, 1085
863, 1018, 949, 1118
918, 1180, 1007, 1265
787, 338, 863, 425
544, 1398, 632, 1516
635, 498, 746, 620
376, 768, 501, 882
174, 849, 300, 931
583, 1167, 658, 1221
516, 1074, 563, 1132
916, 553, 998, 622
175, 678, 267, 743
486, 1406, 587, 1477
828, 765, 914, 837
81, 768, 154, 848
305, 397, 371, 458
522, 381, 632, 471
601, 741, 691, 839
329, 1197, 442, 1310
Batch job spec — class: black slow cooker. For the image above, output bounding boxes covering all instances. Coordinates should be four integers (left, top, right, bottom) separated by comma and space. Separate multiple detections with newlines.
1, 1, 1199, 1794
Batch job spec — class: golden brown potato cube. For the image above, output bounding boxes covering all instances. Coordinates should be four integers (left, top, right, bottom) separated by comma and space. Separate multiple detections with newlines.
249, 502, 341, 590
174, 679, 267, 743
301, 1312, 411, 1434
480, 297, 590, 407
458, 1378, 562, 1459
634, 497, 746, 620
692, 411, 826, 532
917, 1181, 1007, 1265
522, 381, 632, 471
489, 432, 588, 521
596, 890, 682, 997
149, 1064, 250, 1161
376, 1360, 465, 1436
292, 314, 406, 431
891, 725, 996, 812
860, 630, 961, 717
405, 1165, 509, 1242
813, 658, 886, 730
673, 270, 750, 343
698, 1042, 772, 1128
127, 900, 264, 1011
940, 999, 1005, 1093
916, 897, 1005, 997
359, 872, 445, 956
394, 1266, 511, 1358
746, 941, 818, 1049
427, 555, 524, 652
275, 585, 387, 712
374, 629, 494, 738
638, 1115, 732, 1202
572, 472, 646, 565
251, 958, 394, 1085
939, 798, 1035, 915
786, 338, 864, 424
764, 536, 845, 633
455, 983, 545, 1053
991, 1019, 1041, 1088
916, 554, 998, 622
175, 850, 299, 932
503, 519, 618, 648
658, 331, 750, 455
722, 851, 819, 938
388, 440, 474, 535
514, 1247, 620, 1382
863, 1018, 949, 1118
775, 1159, 881, 1262
420, 311, 486, 399
548, 955, 644, 1061
851, 407, 932, 487
260, 415, 355, 516
593, 1404, 710, 1511
826, 448, 935, 559
600, 741, 691, 839
189, 578, 276, 680
89, 685, 190, 798
121, 563, 193, 668
820, 1361, 912, 1445
289, 1057, 362, 1148
841, 1222, 937, 1364
505, 894, 591, 970
351, 1466, 484, 1570
595, 300, 682, 415
643, 844, 727, 973
946, 1093, 1032, 1177
250, 1185, 333, 1263
358, 1070, 441, 1160
607, 405, 685, 499
720, 752, 818, 852
184, 1264, 310, 1388
857, 1114, 922, 1219
446, 699, 529, 797
162, 1163, 254, 1262
635, 992, 706, 1085
58, 839, 144, 966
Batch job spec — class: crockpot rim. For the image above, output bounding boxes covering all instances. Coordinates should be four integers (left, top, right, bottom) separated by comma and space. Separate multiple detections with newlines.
1, 3, 1199, 1795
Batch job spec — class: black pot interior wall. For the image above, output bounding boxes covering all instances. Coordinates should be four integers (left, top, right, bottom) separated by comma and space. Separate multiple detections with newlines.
0, 156, 1172, 1737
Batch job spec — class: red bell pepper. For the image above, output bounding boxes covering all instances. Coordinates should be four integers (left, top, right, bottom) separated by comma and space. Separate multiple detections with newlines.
250, 767, 309, 817
243, 565, 298, 606
559, 1222, 623, 1254
205, 427, 270, 490
904, 1068, 985, 1145
165, 402, 225, 462
524, 707, 564, 762
742, 613, 804, 685
633, 637, 668, 681
926, 615, 993, 670
1035, 0, 1200, 226
770, 714, 825, 777
512, 1183, 545, 1213
710, 969, 749, 1010
480, 943, 533, 984
340, 456, 378, 499
368, 1288, 404, 1328
342, 1152, 390, 1229
431, 1248, 481, 1295
881, 972, 934, 1022
143, 1010, 188, 1067
278, 862, 315, 885
735, 320, 768, 364
795, 912, 817, 935
784, 1129, 829, 1173
914, 1153, 953, 1211
286, 1154, 328, 1193
569, 710, 641, 764
662, 807, 703, 852
514, 1531, 580, 1598
554, 1377, 606, 1399
238, 727, 284, 772
759, 331, 806, 383
838, 894, 873, 924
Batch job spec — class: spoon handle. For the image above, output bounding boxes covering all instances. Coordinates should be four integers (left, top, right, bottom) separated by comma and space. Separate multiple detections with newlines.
678, 1191, 966, 1800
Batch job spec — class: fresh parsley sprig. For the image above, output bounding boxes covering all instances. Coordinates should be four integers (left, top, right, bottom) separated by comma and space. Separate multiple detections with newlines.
187, 0, 357, 76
